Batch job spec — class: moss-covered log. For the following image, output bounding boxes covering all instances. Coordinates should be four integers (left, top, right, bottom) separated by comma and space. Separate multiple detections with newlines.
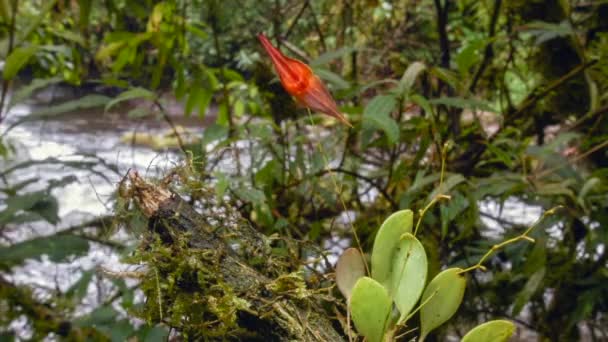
123, 171, 344, 341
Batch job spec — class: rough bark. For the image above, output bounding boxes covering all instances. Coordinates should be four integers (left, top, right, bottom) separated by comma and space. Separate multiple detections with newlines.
125, 171, 344, 341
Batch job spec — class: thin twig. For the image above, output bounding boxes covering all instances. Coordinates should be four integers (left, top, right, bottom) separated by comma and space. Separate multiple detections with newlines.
154, 99, 186, 155
284, 1, 308, 41
306, 0, 326, 52
459, 206, 562, 274
468, 0, 502, 93
533, 138, 608, 180
507, 60, 597, 123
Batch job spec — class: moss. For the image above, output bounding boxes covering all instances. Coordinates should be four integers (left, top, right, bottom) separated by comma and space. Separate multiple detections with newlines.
120, 171, 344, 341
128, 231, 247, 338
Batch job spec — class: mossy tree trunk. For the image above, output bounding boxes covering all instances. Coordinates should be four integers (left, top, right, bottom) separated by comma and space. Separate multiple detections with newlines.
122, 171, 344, 341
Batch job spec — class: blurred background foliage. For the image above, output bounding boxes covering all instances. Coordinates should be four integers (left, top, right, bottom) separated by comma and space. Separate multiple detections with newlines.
1, 0, 607, 340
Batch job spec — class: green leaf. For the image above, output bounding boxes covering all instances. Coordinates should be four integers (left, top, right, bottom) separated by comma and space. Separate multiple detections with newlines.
233, 187, 266, 205
524, 20, 573, 44
411, 94, 434, 117
578, 177, 601, 209
105, 87, 155, 111
66, 270, 95, 302
255, 159, 281, 187
455, 38, 486, 75
202, 123, 229, 146
350, 277, 392, 342
12, 0, 58, 50
18, 95, 111, 123
420, 268, 467, 341
336, 248, 366, 300
0, 0, 10, 22
462, 320, 516, 342
512, 267, 545, 315
363, 95, 399, 145
0, 191, 59, 225
78, 0, 92, 29
9, 77, 64, 108
75, 306, 118, 327
371, 210, 413, 286
428, 67, 459, 89
49, 29, 86, 46
185, 23, 208, 40
138, 325, 170, 342
310, 46, 357, 67
313, 68, 350, 89
398, 61, 426, 95
428, 173, 466, 200
390, 233, 427, 323
3, 45, 40, 80
439, 192, 469, 238
0, 234, 90, 267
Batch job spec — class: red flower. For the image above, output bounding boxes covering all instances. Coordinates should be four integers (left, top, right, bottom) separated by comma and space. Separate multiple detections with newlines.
258, 34, 352, 127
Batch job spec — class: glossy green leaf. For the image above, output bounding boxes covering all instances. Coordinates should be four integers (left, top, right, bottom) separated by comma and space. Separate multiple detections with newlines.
371, 210, 414, 286
420, 268, 467, 341
336, 248, 366, 300
350, 277, 392, 342
390, 233, 427, 323
3, 45, 39, 80
462, 320, 515, 342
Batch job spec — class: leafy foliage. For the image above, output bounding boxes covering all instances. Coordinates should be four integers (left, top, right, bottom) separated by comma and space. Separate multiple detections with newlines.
1, 0, 608, 340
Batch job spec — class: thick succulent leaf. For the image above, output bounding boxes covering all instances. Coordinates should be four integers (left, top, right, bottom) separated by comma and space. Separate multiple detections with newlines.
462, 320, 515, 342
350, 277, 392, 342
371, 210, 413, 286
420, 268, 466, 341
336, 248, 366, 300
390, 233, 427, 323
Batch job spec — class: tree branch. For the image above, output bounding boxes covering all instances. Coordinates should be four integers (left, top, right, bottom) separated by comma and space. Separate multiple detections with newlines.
124, 170, 344, 341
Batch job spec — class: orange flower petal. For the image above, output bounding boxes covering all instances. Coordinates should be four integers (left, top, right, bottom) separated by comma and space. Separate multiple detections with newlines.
258, 33, 351, 127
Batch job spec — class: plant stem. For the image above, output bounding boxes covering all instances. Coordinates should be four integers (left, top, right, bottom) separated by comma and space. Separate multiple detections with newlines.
306, 109, 369, 275
459, 206, 562, 274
